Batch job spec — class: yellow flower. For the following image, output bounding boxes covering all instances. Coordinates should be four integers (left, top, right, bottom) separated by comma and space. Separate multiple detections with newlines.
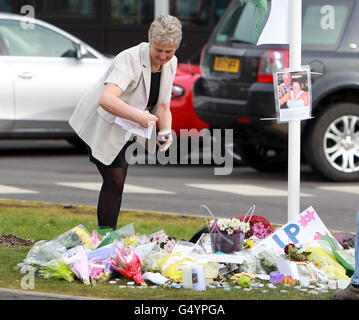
74, 227, 91, 247
243, 240, 254, 249
124, 237, 138, 247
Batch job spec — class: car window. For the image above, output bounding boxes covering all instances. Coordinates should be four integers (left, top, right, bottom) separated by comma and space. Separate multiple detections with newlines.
214, 2, 271, 44
0, 19, 77, 57
302, 3, 351, 48
213, 0, 354, 50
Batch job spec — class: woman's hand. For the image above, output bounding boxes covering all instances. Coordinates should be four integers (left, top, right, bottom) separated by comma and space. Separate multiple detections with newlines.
136, 110, 158, 128
157, 129, 173, 152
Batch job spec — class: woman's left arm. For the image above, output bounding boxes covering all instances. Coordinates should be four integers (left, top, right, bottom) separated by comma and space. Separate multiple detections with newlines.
156, 102, 173, 151
156, 102, 172, 131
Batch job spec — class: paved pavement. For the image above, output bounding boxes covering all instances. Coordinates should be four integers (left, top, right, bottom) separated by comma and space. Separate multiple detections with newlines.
0, 288, 102, 300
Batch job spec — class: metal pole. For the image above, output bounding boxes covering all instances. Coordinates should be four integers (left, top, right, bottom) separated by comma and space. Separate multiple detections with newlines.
154, 0, 169, 17
287, 0, 302, 221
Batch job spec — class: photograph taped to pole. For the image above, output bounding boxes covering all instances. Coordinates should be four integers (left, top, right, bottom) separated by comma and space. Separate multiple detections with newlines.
273, 65, 312, 123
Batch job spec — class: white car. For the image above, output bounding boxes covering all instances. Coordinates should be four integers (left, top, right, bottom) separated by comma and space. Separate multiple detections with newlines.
0, 13, 112, 145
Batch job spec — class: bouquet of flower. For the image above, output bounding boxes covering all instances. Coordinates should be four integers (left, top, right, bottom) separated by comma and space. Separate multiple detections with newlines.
110, 245, 145, 285
53, 225, 91, 249
62, 246, 90, 285
148, 230, 176, 253
209, 218, 250, 235
209, 218, 250, 253
236, 215, 275, 240
333, 233, 355, 250
38, 260, 74, 282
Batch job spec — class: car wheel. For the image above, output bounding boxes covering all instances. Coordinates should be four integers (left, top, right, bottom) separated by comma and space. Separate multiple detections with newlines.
306, 102, 359, 181
236, 143, 288, 172
222, 141, 246, 166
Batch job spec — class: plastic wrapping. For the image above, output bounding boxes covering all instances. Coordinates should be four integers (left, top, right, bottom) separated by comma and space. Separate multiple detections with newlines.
38, 260, 74, 282
17, 240, 67, 273
134, 242, 157, 263
257, 249, 279, 274
201, 205, 253, 254
88, 260, 111, 283
17, 226, 90, 273
156, 253, 207, 283
143, 271, 170, 285
236, 250, 267, 274
86, 246, 112, 262
147, 230, 176, 253
96, 223, 135, 248
306, 246, 351, 280
141, 250, 168, 273
110, 245, 144, 285
334, 249, 355, 277
53, 225, 91, 249
90, 230, 101, 248
62, 246, 90, 284
320, 234, 355, 277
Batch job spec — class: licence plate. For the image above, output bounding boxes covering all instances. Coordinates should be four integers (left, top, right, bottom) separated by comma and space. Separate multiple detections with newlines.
214, 57, 240, 73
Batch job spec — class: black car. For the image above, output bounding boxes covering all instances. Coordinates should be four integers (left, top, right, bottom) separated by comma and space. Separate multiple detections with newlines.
193, 0, 359, 181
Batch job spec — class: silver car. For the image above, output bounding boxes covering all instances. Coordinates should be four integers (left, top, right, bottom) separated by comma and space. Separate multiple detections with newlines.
0, 13, 112, 144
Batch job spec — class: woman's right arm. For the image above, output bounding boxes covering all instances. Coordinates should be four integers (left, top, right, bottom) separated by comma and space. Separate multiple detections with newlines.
99, 83, 158, 128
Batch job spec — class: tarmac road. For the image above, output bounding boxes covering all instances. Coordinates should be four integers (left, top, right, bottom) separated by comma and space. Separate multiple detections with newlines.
0, 139, 357, 233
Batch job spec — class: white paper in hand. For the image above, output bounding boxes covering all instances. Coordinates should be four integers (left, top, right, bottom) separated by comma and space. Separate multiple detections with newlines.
115, 115, 154, 139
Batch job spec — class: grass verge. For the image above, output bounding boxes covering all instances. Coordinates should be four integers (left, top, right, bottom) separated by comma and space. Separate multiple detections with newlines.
0, 200, 333, 300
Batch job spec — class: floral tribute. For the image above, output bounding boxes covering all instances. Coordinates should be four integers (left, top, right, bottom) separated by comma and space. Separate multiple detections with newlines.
208, 217, 250, 253
110, 245, 145, 285
149, 230, 176, 253
236, 215, 275, 239
334, 233, 355, 250
209, 217, 250, 235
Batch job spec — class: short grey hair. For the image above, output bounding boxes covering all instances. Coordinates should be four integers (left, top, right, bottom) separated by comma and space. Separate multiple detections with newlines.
148, 15, 182, 48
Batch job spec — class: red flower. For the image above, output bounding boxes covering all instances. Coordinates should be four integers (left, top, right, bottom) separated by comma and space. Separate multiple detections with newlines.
236, 215, 275, 239
284, 243, 295, 255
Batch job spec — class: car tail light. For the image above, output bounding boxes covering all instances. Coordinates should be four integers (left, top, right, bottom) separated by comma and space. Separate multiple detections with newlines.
237, 118, 251, 123
257, 50, 289, 83
171, 84, 184, 99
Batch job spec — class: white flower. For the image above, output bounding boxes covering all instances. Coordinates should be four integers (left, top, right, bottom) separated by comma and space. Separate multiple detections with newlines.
210, 217, 250, 234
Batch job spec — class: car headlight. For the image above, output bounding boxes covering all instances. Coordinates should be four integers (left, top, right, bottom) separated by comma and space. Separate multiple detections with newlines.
171, 85, 185, 99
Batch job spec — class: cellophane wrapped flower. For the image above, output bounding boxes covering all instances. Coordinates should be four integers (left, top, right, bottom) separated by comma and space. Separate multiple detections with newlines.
110, 245, 145, 285
123, 236, 138, 247
90, 230, 101, 248
62, 246, 90, 285
209, 218, 250, 235
38, 260, 74, 282
236, 215, 275, 239
53, 225, 91, 249
149, 230, 176, 253
333, 233, 355, 249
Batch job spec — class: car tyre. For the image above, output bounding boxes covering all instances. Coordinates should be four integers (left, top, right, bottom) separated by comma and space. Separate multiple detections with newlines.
236, 142, 288, 172
305, 102, 359, 182
222, 141, 246, 167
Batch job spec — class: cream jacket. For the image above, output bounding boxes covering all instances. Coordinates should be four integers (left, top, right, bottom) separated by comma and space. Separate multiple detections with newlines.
69, 42, 177, 165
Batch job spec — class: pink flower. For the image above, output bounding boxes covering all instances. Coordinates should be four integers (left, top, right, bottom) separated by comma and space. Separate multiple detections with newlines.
253, 227, 270, 239
253, 222, 264, 232
164, 241, 175, 253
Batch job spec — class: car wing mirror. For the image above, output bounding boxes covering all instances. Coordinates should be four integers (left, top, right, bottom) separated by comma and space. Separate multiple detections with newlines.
75, 43, 88, 59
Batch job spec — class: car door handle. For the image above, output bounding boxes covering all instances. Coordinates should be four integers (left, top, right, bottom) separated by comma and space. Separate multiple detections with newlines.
17, 72, 36, 79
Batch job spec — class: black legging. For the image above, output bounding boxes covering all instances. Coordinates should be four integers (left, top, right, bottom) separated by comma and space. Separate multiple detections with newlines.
96, 164, 128, 230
